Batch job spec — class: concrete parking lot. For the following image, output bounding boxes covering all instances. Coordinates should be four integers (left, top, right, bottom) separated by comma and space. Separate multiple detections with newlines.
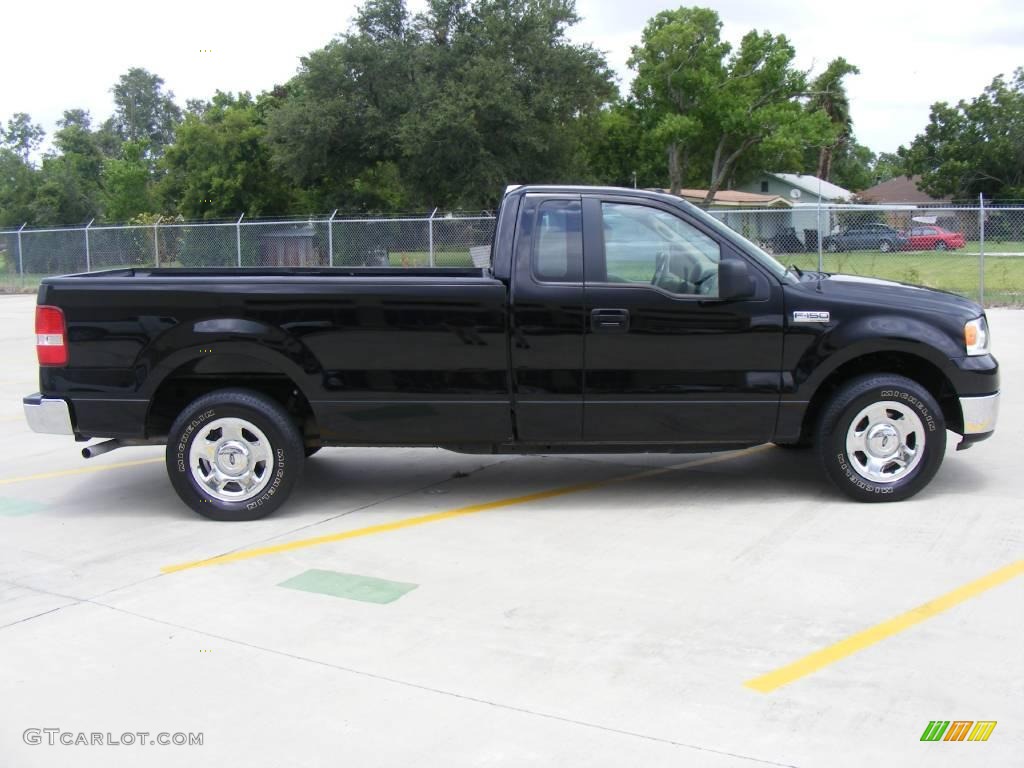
0, 293, 1021, 767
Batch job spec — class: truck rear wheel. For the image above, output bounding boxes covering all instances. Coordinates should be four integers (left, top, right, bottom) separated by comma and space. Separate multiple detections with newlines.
815, 374, 945, 502
166, 389, 305, 521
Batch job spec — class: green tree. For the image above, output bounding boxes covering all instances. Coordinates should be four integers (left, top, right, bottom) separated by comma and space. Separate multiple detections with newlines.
30, 110, 104, 224
107, 68, 182, 157
582, 103, 664, 188
628, 7, 728, 195
0, 148, 39, 226
101, 140, 155, 221
829, 140, 876, 192
805, 57, 860, 182
702, 30, 831, 205
870, 151, 905, 185
266, 0, 614, 210
159, 91, 295, 219
626, 8, 834, 203
900, 69, 1024, 199
1, 113, 45, 162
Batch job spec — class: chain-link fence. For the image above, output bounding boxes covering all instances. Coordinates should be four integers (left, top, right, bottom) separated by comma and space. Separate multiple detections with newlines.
2, 203, 1021, 305
0, 212, 496, 292
707, 202, 1024, 306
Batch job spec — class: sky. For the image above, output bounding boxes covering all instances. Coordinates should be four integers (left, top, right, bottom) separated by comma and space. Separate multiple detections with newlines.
1, 0, 1022, 159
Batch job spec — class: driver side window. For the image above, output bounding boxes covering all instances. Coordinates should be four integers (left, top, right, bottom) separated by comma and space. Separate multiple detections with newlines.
600, 203, 721, 297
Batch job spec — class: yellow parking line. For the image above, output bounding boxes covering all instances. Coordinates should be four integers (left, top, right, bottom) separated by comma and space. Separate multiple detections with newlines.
745, 558, 1024, 694
162, 445, 771, 574
0, 457, 163, 486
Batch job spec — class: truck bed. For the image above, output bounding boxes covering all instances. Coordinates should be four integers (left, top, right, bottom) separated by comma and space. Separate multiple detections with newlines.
37, 267, 512, 445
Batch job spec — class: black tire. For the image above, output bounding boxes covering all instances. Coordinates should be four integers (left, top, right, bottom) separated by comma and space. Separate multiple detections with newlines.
935, 241, 948, 251
815, 374, 946, 503
166, 389, 305, 521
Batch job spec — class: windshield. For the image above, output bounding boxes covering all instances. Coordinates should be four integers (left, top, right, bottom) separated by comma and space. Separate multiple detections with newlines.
677, 199, 798, 283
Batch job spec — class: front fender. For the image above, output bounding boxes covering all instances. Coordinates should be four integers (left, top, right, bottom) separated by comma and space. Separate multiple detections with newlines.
788, 314, 962, 399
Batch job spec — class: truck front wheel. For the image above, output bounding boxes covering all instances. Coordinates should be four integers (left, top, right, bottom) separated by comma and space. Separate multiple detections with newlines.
166, 389, 305, 521
816, 374, 946, 502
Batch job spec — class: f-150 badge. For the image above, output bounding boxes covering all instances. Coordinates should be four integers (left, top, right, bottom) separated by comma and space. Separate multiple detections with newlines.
793, 311, 830, 323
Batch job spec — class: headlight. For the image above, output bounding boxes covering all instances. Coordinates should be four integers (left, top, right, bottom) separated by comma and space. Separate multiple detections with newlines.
964, 316, 991, 356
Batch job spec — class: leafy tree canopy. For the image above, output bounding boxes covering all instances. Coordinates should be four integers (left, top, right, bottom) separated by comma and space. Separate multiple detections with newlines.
1, 113, 45, 163
106, 68, 183, 157
901, 68, 1024, 200
160, 91, 296, 219
627, 7, 835, 203
266, 0, 615, 210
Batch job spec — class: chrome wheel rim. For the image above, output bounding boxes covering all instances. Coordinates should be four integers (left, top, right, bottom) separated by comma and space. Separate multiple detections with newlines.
845, 401, 925, 484
880, 240, 892, 252
188, 417, 274, 502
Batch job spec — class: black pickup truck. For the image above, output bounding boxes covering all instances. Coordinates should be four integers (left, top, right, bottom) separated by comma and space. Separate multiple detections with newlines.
24, 186, 999, 520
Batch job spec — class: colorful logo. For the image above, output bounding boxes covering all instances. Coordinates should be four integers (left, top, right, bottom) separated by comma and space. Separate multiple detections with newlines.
921, 721, 997, 742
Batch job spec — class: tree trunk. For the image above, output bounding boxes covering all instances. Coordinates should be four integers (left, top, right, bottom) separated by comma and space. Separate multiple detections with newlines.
703, 137, 758, 206
816, 146, 829, 181
668, 143, 682, 196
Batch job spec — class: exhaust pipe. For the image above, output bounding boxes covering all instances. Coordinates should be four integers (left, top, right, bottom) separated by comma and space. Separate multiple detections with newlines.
81, 439, 125, 459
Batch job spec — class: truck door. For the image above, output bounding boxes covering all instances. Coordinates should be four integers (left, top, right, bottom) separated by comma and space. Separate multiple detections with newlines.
509, 194, 585, 442
581, 194, 784, 444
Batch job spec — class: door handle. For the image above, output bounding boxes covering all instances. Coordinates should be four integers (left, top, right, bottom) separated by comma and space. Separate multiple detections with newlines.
591, 308, 630, 333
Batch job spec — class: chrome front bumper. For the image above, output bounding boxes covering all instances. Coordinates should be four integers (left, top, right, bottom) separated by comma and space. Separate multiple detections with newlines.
960, 392, 999, 435
23, 394, 74, 435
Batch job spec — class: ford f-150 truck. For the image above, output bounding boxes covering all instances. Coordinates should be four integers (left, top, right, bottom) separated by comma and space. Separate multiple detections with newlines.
23, 186, 1000, 520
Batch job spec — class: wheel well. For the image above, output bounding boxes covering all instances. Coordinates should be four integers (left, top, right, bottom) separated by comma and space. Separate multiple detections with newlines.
801, 352, 962, 440
146, 364, 317, 444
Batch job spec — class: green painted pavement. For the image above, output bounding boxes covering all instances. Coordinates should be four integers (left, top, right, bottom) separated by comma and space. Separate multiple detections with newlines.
0, 498, 47, 517
278, 569, 418, 604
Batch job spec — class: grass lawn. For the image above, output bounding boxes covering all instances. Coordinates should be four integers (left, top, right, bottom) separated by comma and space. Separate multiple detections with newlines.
0, 273, 47, 294
781, 249, 1023, 305
388, 249, 476, 268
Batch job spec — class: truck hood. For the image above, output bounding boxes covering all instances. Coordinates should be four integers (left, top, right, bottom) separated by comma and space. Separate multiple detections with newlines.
792, 272, 983, 320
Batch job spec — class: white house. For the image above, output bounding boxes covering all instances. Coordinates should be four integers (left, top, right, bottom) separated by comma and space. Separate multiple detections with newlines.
734, 173, 854, 249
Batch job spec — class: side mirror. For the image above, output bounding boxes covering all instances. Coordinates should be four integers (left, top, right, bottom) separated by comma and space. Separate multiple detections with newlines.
718, 259, 755, 300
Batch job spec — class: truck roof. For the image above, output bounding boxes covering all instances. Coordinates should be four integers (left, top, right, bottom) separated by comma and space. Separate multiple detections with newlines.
504, 185, 684, 206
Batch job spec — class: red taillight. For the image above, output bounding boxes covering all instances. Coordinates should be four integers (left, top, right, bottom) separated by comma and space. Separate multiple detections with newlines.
35, 305, 67, 366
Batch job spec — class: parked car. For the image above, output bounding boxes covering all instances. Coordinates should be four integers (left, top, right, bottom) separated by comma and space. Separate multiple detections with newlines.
905, 226, 966, 251
24, 186, 999, 519
822, 224, 910, 253
759, 227, 807, 254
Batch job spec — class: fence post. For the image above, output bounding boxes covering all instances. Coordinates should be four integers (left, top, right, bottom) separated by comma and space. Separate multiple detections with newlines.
328, 209, 337, 267
17, 223, 26, 286
976, 194, 986, 306
153, 216, 162, 268
236, 213, 244, 267
428, 207, 438, 267
816, 179, 824, 272
84, 219, 94, 272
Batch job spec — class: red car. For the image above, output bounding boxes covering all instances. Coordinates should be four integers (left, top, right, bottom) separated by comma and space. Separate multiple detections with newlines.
905, 225, 966, 251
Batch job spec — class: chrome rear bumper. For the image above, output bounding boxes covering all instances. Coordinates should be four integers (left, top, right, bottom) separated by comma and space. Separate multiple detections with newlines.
23, 394, 74, 435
